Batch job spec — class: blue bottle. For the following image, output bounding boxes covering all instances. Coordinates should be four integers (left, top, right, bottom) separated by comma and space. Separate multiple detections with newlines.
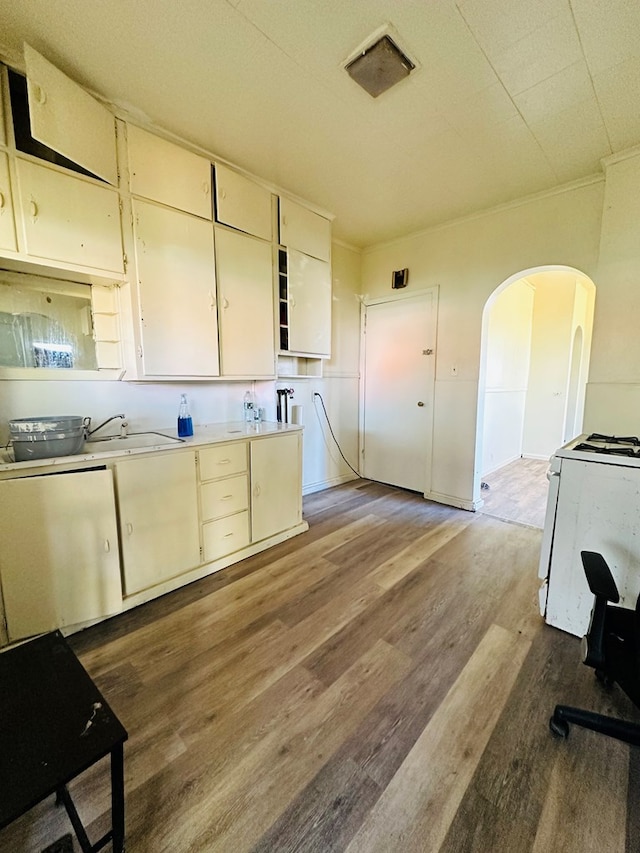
177, 393, 194, 437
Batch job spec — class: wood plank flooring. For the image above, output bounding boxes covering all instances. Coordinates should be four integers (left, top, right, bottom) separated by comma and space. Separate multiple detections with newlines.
2, 479, 639, 853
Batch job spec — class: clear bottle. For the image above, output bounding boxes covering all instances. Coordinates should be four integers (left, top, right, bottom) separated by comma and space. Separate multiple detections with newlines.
243, 390, 254, 423
177, 393, 194, 437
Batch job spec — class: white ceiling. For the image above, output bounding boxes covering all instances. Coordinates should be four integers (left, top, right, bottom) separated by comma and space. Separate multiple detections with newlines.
0, 0, 639, 248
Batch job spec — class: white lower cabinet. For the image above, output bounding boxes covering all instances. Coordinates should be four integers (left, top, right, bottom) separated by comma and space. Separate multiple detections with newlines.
0, 469, 122, 641
116, 452, 201, 595
251, 432, 302, 542
199, 442, 250, 562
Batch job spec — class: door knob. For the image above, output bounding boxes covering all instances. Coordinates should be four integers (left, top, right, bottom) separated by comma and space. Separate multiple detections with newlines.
417, 401, 425, 407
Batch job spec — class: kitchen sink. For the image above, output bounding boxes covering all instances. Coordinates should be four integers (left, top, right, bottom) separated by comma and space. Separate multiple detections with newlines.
83, 431, 185, 452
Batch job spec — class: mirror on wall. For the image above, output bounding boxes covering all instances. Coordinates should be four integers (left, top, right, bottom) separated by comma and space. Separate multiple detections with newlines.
0, 271, 98, 370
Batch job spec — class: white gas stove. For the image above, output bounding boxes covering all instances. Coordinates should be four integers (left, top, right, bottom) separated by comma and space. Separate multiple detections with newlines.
539, 432, 640, 636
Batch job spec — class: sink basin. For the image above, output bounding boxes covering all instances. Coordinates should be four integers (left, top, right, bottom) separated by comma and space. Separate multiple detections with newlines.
83, 431, 185, 452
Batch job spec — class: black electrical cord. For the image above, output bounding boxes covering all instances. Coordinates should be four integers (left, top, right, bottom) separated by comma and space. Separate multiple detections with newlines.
312, 392, 360, 477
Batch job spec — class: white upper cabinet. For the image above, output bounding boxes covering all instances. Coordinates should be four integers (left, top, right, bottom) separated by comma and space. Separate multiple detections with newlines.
0, 153, 17, 252
132, 198, 219, 377
214, 163, 272, 241
215, 226, 275, 377
279, 197, 331, 262
24, 44, 118, 185
126, 123, 212, 219
15, 158, 123, 272
287, 248, 331, 357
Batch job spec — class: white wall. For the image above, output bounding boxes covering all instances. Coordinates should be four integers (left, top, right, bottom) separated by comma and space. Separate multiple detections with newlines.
362, 179, 604, 509
584, 151, 640, 433
481, 280, 534, 476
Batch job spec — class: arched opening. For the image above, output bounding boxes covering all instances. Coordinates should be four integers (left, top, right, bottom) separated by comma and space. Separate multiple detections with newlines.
475, 266, 595, 526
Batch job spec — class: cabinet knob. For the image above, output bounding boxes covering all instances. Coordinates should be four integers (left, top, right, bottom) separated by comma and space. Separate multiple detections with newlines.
29, 200, 39, 219
417, 401, 425, 407
0, 191, 4, 209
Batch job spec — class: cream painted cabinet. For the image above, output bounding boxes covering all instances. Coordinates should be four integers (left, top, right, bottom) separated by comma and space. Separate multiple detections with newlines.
199, 442, 250, 562
0, 470, 123, 642
215, 226, 275, 377
285, 248, 331, 357
0, 152, 17, 252
24, 44, 118, 185
126, 123, 212, 219
214, 163, 272, 240
15, 158, 123, 272
116, 452, 201, 596
251, 432, 303, 542
132, 198, 219, 376
279, 197, 331, 262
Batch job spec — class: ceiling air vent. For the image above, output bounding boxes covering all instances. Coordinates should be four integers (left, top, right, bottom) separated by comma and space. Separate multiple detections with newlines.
345, 34, 415, 98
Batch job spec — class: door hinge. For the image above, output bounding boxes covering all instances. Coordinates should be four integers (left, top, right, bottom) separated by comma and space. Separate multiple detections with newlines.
122, 252, 128, 271
137, 345, 143, 359
199, 546, 204, 562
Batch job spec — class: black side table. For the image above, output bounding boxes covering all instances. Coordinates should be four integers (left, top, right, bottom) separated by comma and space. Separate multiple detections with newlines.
0, 630, 128, 852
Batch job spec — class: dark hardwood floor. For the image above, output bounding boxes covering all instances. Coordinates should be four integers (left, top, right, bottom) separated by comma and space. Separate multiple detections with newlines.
2, 479, 639, 852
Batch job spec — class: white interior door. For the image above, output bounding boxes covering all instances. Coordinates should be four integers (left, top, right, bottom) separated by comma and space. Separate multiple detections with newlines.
362, 290, 437, 493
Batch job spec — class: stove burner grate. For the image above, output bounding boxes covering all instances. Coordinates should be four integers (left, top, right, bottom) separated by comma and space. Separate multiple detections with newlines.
587, 433, 640, 446
574, 442, 640, 457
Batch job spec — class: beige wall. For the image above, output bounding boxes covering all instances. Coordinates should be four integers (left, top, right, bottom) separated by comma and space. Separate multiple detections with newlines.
584, 151, 640, 432
362, 179, 604, 508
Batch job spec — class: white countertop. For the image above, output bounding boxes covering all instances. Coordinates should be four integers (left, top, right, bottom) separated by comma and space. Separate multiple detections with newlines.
0, 420, 303, 475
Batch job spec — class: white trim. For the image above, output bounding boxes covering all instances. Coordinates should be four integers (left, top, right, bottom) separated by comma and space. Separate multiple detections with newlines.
425, 489, 480, 511
303, 472, 358, 495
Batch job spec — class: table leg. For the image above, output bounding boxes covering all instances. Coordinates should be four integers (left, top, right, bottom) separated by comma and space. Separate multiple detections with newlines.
111, 743, 125, 853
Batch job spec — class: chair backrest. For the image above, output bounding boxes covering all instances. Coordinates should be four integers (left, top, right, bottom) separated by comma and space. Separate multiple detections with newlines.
581, 550, 620, 602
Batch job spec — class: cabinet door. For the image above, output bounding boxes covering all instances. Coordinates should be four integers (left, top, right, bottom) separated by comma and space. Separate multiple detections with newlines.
279, 197, 331, 262
0, 470, 122, 642
133, 198, 219, 376
127, 124, 212, 219
214, 164, 272, 240
116, 452, 201, 596
251, 433, 302, 542
287, 249, 331, 357
16, 158, 123, 272
0, 152, 17, 252
24, 44, 117, 185
215, 227, 275, 377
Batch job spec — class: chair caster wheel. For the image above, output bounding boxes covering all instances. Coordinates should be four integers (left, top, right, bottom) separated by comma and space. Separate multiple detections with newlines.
549, 716, 570, 738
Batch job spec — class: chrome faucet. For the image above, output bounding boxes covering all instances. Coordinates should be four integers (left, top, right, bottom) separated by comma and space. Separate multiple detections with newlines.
85, 413, 127, 438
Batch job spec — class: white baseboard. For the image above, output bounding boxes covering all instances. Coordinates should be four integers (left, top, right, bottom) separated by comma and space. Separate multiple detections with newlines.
303, 472, 359, 495
424, 490, 480, 511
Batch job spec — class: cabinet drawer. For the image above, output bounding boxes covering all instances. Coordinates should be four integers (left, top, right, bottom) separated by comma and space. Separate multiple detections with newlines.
201, 474, 248, 521
203, 511, 249, 562
199, 442, 247, 481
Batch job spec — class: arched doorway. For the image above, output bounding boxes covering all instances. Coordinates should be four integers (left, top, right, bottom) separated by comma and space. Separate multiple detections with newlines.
475, 266, 595, 526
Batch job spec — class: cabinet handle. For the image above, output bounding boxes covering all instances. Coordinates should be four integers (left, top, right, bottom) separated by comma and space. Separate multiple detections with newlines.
282, 215, 287, 226
209, 291, 216, 310
221, 189, 227, 200
104, 539, 111, 553
218, 459, 231, 465
203, 182, 210, 196
290, 296, 296, 308
0, 192, 4, 209
29, 200, 38, 218
126, 522, 134, 535
34, 84, 47, 105
254, 484, 261, 497
223, 532, 234, 538
222, 297, 229, 309
221, 494, 233, 501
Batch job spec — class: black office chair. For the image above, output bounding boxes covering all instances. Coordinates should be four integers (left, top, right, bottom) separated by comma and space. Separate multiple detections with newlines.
549, 550, 640, 746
